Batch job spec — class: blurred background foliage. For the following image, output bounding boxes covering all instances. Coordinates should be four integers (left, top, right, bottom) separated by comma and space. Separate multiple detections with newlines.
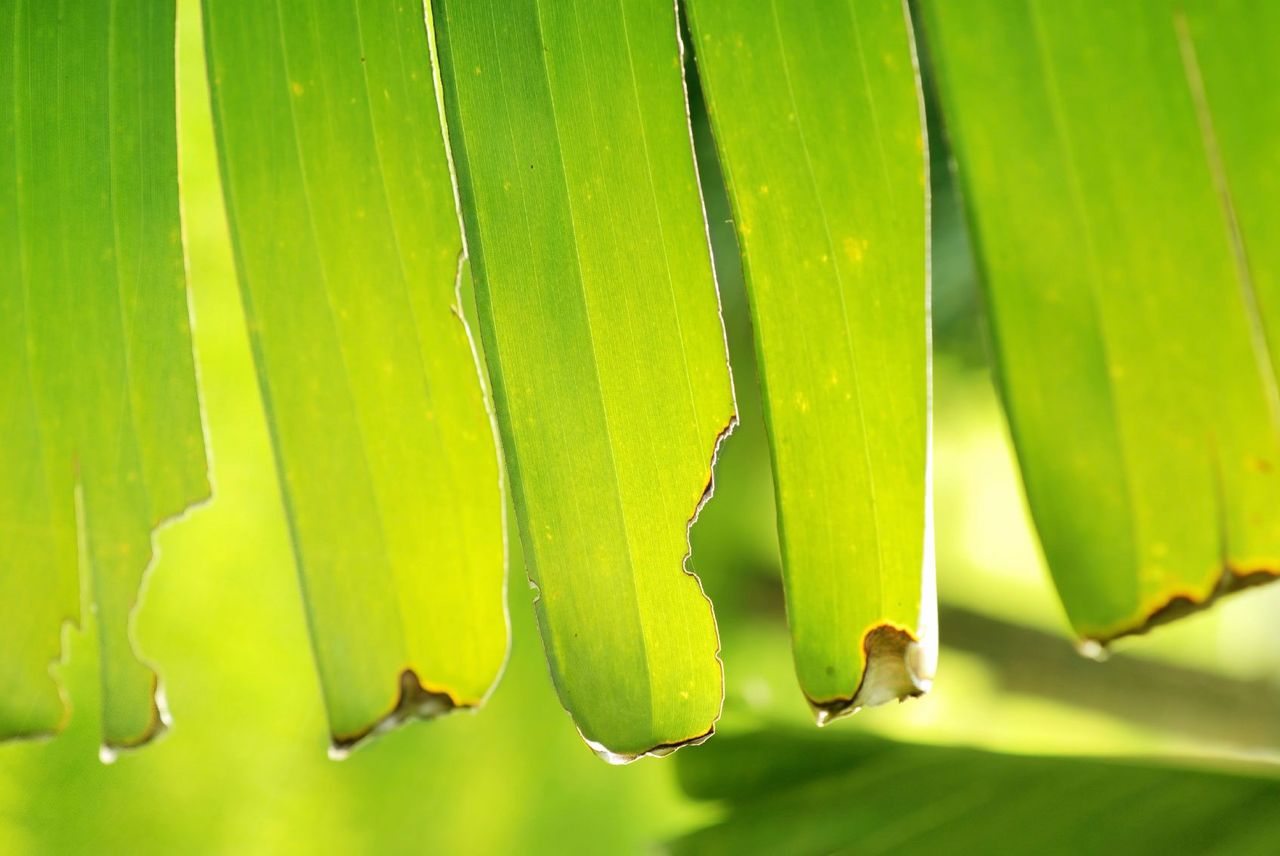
3, 2, 1280, 852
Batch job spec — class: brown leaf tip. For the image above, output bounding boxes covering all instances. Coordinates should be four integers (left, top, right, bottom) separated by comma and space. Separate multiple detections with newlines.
328, 669, 465, 760
810, 624, 932, 726
582, 723, 717, 766
1083, 565, 1280, 652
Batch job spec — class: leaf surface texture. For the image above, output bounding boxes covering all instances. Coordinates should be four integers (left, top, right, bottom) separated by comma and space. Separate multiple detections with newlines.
0, 0, 208, 748
432, 0, 735, 760
202, 0, 507, 746
921, 0, 1280, 641
687, 0, 933, 718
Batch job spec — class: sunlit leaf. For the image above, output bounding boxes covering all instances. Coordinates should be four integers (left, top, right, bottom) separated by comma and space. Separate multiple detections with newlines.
674, 729, 1280, 854
201, 0, 507, 750
430, 0, 735, 760
919, 0, 1280, 644
686, 0, 933, 719
0, 0, 209, 750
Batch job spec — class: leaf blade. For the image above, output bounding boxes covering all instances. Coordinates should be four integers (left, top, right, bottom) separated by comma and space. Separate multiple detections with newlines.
431, 0, 735, 760
201, 0, 507, 747
0, 0, 209, 748
674, 729, 1280, 854
686, 0, 933, 716
920, 0, 1280, 641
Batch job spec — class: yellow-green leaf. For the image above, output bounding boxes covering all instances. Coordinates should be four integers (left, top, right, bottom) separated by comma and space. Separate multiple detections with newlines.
920, 0, 1280, 643
687, 0, 933, 719
201, 0, 507, 749
431, 0, 735, 761
1, 0, 209, 750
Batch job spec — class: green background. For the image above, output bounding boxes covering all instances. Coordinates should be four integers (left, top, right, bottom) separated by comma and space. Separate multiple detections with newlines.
3, 1, 1280, 852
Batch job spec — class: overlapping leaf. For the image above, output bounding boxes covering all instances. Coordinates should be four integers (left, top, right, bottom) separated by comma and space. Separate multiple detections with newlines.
687, 0, 933, 718
920, 0, 1280, 643
431, 0, 735, 760
1, 0, 208, 750
674, 730, 1280, 854
202, 0, 507, 749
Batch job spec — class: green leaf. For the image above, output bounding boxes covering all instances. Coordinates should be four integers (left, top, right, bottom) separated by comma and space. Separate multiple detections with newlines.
430, 0, 735, 760
686, 0, 933, 719
201, 0, 507, 750
673, 729, 1280, 854
0, 0, 209, 749
919, 0, 1280, 643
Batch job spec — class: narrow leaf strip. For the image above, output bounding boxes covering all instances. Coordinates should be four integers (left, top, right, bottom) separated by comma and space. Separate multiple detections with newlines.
919, 0, 1280, 643
686, 0, 933, 720
1, 0, 209, 749
201, 0, 507, 749
430, 0, 735, 760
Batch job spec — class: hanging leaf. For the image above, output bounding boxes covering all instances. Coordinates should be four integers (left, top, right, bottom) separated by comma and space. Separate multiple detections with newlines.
430, 0, 735, 761
919, 0, 1280, 644
201, 0, 507, 750
686, 0, 933, 719
0, 0, 209, 750
673, 729, 1280, 854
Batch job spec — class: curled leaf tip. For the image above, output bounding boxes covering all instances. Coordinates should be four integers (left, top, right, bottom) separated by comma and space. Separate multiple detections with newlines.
583, 725, 716, 767
810, 625, 932, 727
328, 669, 465, 760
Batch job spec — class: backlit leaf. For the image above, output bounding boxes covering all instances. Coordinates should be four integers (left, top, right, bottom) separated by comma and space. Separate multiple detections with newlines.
686, 0, 933, 719
431, 0, 735, 760
919, 0, 1280, 644
0, 0, 209, 750
201, 0, 507, 750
